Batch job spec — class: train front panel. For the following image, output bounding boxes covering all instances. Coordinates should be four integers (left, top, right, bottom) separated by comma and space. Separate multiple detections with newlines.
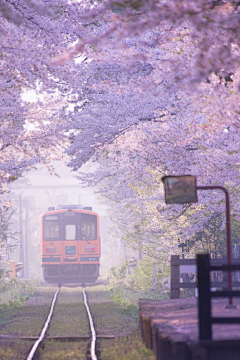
41, 208, 100, 283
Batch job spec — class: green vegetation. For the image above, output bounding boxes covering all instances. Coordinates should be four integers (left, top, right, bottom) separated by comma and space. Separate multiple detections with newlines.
49, 287, 89, 336
0, 205, 20, 281
108, 259, 169, 307
182, 213, 240, 257
0, 286, 57, 336
101, 333, 155, 360
0, 339, 33, 360
0, 278, 36, 305
38, 340, 87, 360
87, 285, 155, 360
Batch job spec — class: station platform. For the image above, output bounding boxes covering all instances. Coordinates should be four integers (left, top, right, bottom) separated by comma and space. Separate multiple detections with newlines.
139, 297, 240, 360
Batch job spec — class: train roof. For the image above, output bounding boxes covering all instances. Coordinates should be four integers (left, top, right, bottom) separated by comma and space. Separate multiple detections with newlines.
47, 205, 92, 211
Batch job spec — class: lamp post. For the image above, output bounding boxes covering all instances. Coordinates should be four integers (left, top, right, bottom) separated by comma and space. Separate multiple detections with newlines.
196, 185, 232, 306
162, 175, 233, 307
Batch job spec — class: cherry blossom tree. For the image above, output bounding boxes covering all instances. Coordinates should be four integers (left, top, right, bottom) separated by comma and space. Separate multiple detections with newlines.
1, 0, 239, 178
78, 98, 240, 261
0, 0, 86, 194
48, 1, 240, 84
1, 0, 240, 264
0, 205, 19, 279
0, 1, 167, 191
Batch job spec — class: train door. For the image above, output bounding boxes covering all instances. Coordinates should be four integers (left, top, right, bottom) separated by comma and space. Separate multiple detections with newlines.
61, 211, 80, 261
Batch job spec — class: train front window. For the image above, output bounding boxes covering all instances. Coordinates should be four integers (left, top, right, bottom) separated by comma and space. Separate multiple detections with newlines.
43, 216, 59, 240
65, 224, 76, 240
80, 214, 97, 240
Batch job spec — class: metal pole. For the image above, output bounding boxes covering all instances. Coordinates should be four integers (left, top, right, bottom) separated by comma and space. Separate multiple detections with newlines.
197, 185, 232, 306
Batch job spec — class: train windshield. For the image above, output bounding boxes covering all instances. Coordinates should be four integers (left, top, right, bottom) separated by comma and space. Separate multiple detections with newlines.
43, 215, 59, 240
43, 213, 97, 241
80, 214, 97, 240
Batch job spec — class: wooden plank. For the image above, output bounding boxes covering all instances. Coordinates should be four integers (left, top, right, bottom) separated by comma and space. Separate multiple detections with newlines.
171, 282, 197, 289
200, 339, 240, 347
140, 313, 164, 349
171, 256, 240, 266
171, 281, 240, 289
211, 281, 240, 287
211, 290, 240, 297
142, 316, 152, 348
171, 255, 180, 299
212, 317, 240, 324
153, 323, 190, 360
171, 257, 197, 266
197, 254, 212, 340
210, 264, 240, 271
170, 257, 240, 266
211, 258, 240, 265
0, 334, 125, 341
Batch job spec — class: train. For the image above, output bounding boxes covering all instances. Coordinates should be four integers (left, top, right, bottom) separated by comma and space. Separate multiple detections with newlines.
41, 205, 100, 284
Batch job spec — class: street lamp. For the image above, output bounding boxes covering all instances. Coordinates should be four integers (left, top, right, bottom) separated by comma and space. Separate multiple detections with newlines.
162, 175, 233, 307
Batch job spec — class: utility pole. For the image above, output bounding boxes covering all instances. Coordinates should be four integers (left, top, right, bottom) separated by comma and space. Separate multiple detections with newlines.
19, 195, 25, 278
25, 201, 29, 279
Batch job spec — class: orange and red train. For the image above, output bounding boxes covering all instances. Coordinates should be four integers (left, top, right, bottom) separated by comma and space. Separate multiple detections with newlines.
40, 205, 100, 284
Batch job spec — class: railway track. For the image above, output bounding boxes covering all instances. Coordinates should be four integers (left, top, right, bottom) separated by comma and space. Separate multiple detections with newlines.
25, 285, 99, 360
0, 283, 155, 360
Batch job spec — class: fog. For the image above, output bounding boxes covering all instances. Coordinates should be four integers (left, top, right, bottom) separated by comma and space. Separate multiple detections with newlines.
7, 161, 126, 280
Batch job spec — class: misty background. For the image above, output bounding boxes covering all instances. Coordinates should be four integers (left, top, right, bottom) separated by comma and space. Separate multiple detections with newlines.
6, 162, 132, 280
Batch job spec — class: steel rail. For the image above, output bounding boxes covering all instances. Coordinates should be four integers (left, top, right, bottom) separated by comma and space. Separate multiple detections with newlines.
26, 286, 61, 360
82, 287, 98, 360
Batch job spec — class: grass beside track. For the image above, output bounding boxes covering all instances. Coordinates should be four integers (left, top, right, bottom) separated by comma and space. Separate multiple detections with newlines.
0, 339, 33, 360
86, 285, 155, 360
100, 333, 155, 360
0, 285, 58, 359
0, 286, 57, 336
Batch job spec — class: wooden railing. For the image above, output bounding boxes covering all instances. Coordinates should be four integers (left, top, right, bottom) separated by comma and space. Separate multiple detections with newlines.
197, 254, 240, 340
170, 255, 240, 299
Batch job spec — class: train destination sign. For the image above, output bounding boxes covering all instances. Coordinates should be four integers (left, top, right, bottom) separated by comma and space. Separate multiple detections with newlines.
161, 175, 198, 204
